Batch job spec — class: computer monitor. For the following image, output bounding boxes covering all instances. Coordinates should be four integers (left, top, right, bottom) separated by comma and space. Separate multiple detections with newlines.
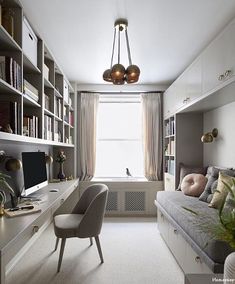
22, 152, 48, 196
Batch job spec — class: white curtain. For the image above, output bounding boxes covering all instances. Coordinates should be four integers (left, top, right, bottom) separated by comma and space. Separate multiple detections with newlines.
141, 93, 163, 181
79, 93, 99, 181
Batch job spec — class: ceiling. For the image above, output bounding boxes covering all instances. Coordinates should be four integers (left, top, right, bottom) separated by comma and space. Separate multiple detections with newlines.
20, 0, 235, 86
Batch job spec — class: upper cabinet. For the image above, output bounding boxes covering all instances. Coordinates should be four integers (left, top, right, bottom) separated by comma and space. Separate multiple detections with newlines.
202, 21, 235, 94
164, 18, 235, 118
164, 57, 202, 118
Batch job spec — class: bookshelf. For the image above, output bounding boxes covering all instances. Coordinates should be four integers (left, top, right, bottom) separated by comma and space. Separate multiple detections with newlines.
0, 0, 75, 147
0, 0, 77, 182
164, 116, 175, 187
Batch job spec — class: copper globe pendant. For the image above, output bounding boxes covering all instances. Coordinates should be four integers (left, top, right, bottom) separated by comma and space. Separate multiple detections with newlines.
103, 19, 140, 84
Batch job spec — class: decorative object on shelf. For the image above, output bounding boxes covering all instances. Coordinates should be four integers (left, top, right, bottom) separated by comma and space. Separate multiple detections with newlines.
56, 150, 66, 181
0, 150, 22, 171
103, 19, 140, 85
0, 171, 17, 211
201, 128, 218, 143
2, 7, 14, 38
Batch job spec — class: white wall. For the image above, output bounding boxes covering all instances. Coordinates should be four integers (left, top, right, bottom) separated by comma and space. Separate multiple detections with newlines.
203, 101, 235, 168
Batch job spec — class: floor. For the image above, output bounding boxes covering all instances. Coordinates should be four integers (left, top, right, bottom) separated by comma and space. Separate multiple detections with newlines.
7, 217, 184, 284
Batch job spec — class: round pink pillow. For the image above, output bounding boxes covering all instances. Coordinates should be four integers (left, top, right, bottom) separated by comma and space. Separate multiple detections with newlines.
181, 173, 207, 197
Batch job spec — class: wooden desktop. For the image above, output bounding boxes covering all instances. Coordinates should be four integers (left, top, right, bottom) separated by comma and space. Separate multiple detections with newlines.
0, 179, 79, 284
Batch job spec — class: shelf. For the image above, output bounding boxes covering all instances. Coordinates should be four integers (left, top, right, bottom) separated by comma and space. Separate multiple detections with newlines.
165, 135, 175, 138
64, 121, 70, 126
0, 132, 74, 147
54, 115, 62, 122
23, 93, 41, 107
69, 106, 74, 112
44, 78, 54, 89
23, 54, 41, 74
0, 25, 22, 51
54, 88, 63, 98
0, 78, 22, 96
44, 108, 54, 117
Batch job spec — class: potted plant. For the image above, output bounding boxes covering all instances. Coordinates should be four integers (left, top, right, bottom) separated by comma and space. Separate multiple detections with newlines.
0, 172, 16, 216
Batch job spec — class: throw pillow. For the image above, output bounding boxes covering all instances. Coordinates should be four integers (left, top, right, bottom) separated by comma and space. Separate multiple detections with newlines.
199, 166, 235, 203
181, 174, 208, 197
177, 163, 207, 190
208, 172, 234, 209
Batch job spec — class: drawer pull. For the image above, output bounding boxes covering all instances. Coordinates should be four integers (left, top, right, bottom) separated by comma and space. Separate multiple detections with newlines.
224, 70, 232, 78
195, 256, 201, 263
33, 225, 39, 233
218, 74, 224, 81
173, 229, 177, 234
60, 198, 65, 204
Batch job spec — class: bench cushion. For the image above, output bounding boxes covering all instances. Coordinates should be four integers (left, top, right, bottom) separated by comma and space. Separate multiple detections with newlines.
157, 191, 233, 264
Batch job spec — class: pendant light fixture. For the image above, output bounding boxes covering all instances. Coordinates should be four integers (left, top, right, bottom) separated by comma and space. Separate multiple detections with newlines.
103, 19, 140, 84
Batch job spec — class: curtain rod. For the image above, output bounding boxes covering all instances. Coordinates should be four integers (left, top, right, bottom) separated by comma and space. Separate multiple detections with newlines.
78, 91, 163, 94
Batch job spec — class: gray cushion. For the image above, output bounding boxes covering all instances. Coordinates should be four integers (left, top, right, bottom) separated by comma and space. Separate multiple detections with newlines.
177, 163, 207, 190
54, 214, 83, 238
199, 167, 235, 203
157, 191, 234, 264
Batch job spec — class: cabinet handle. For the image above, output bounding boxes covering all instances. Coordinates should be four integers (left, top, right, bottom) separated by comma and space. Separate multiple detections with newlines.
218, 74, 225, 81
60, 198, 65, 204
173, 229, 177, 234
224, 70, 232, 78
195, 256, 201, 263
186, 97, 190, 101
33, 225, 39, 233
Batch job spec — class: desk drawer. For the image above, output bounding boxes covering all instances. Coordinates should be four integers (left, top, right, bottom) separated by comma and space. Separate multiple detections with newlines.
3, 210, 51, 265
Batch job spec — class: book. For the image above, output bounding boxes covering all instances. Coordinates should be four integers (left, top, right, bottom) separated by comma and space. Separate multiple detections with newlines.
24, 87, 39, 102
0, 56, 22, 90
23, 115, 38, 138
0, 101, 18, 134
24, 79, 39, 96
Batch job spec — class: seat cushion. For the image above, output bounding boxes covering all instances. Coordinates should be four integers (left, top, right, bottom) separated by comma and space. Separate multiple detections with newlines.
54, 214, 83, 238
156, 191, 234, 264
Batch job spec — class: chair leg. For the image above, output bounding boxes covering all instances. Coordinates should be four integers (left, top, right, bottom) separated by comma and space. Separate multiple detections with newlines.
57, 238, 66, 273
95, 236, 104, 263
90, 237, 93, 246
54, 237, 59, 251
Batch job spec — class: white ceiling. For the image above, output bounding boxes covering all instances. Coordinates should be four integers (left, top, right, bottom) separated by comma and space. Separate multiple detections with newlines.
20, 0, 235, 86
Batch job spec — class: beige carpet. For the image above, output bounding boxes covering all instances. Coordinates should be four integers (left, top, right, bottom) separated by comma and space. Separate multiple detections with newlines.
7, 217, 184, 284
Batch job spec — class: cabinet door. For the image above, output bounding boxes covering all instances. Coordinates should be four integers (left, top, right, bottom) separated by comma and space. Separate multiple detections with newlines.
202, 21, 235, 94
163, 84, 176, 118
186, 58, 202, 103
164, 172, 175, 191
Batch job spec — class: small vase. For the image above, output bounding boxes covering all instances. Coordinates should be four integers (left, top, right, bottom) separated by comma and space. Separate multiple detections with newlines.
58, 163, 65, 181
0, 203, 4, 216
224, 252, 235, 280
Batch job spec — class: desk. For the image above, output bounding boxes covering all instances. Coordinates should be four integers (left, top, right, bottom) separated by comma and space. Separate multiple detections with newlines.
0, 179, 79, 284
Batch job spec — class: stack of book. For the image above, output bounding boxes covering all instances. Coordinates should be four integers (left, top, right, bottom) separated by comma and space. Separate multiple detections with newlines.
0, 56, 22, 91
23, 79, 39, 102
44, 115, 52, 140
0, 101, 19, 134
55, 98, 62, 118
23, 115, 38, 138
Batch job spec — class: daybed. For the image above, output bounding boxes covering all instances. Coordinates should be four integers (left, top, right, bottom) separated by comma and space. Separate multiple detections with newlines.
155, 166, 235, 274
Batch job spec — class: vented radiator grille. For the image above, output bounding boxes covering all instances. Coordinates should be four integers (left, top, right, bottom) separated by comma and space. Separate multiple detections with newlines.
106, 191, 118, 211
125, 191, 145, 211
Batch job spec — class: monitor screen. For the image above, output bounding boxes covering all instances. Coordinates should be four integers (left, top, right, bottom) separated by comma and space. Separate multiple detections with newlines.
22, 152, 48, 196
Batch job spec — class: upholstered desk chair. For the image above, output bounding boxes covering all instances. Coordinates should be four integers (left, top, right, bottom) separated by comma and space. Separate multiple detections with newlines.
53, 184, 108, 272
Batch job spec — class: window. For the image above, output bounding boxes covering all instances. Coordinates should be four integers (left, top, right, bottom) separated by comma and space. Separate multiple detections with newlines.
95, 94, 144, 178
